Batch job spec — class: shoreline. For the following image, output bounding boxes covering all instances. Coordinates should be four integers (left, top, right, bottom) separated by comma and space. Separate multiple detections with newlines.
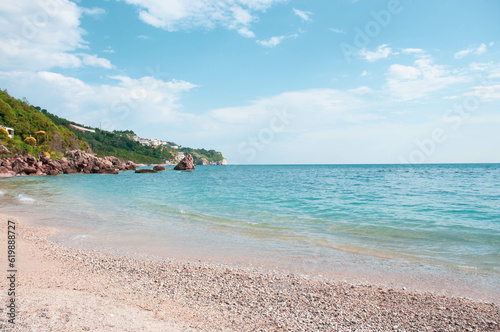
1, 214, 499, 331
6, 204, 500, 305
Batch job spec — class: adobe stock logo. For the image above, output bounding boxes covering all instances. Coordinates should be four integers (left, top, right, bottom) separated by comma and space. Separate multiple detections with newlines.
6, 0, 64, 54
340, 0, 405, 63
100, 65, 168, 132
237, 109, 295, 162
399, 74, 496, 164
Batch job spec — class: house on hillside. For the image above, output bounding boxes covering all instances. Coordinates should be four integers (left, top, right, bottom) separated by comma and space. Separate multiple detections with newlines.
69, 124, 96, 133
0, 125, 14, 139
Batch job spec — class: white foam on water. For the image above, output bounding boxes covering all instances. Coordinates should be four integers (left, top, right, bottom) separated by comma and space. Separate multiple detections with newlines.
72, 234, 89, 240
0, 190, 5, 195
18, 194, 35, 203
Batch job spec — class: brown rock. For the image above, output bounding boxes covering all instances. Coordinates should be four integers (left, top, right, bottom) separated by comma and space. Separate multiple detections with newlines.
0, 172, 14, 177
42, 154, 51, 163
64, 168, 78, 174
48, 161, 62, 169
48, 170, 60, 176
23, 166, 37, 175
26, 155, 37, 166
12, 158, 26, 174
105, 156, 122, 166
174, 154, 195, 170
0, 145, 10, 154
153, 166, 166, 171
135, 169, 158, 174
98, 169, 119, 175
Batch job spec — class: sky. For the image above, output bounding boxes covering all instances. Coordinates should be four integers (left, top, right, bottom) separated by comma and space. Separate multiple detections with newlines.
0, 0, 499, 164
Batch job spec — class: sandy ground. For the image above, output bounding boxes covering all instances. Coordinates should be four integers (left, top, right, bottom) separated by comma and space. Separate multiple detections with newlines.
0, 214, 498, 331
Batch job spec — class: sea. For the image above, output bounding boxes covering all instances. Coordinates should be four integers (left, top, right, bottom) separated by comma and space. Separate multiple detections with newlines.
1, 164, 499, 302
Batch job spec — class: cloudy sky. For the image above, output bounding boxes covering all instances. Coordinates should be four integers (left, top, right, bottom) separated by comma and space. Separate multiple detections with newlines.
1, 0, 499, 164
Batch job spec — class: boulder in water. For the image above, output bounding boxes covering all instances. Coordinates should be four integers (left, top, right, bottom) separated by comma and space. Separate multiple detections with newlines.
174, 154, 195, 171
153, 165, 166, 171
135, 169, 158, 174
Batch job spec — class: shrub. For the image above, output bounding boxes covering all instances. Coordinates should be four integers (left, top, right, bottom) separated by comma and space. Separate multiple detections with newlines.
24, 136, 36, 146
0, 127, 9, 139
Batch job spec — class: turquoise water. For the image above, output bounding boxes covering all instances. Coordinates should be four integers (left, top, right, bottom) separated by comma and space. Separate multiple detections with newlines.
1, 164, 499, 297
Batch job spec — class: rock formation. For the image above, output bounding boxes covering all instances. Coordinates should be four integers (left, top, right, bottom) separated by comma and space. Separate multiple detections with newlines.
135, 169, 158, 174
0, 147, 138, 177
153, 165, 166, 171
174, 154, 195, 170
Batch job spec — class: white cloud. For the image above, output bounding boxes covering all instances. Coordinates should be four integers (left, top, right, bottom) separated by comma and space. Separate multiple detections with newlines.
79, 54, 114, 69
454, 43, 488, 59
402, 48, 426, 55
467, 62, 500, 78
330, 28, 345, 34
81, 7, 106, 17
465, 85, 500, 102
121, 0, 284, 34
210, 89, 372, 127
238, 27, 256, 38
358, 44, 394, 62
361, 71, 368, 77
0, 71, 197, 131
0, 0, 112, 71
476, 43, 487, 55
257, 33, 298, 47
400, 48, 431, 61
231, 6, 253, 26
348, 86, 373, 95
257, 36, 286, 47
385, 58, 468, 101
293, 8, 312, 22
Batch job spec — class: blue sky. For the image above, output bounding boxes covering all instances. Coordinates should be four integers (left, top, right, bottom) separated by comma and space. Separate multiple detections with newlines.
1, 0, 499, 164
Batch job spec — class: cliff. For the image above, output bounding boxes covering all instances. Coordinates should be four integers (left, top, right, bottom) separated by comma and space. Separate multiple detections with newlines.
0, 88, 226, 165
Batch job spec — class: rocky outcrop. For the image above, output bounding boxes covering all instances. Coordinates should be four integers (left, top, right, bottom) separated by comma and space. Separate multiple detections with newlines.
135, 169, 158, 174
174, 154, 195, 170
153, 166, 166, 171
0, 145, 9, 155
190, 152, 228, 166
0, 150, 139, 177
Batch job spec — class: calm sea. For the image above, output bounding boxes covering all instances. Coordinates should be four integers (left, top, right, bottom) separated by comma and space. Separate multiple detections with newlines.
1, 164, 499, 300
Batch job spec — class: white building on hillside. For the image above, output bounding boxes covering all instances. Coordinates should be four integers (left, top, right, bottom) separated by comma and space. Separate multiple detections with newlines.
69, 124, 95, 133
0, 126, 14, 139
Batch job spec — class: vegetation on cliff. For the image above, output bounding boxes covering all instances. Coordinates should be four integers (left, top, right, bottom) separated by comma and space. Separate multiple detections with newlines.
0, 89, 86, 158
0, 89, 225, 164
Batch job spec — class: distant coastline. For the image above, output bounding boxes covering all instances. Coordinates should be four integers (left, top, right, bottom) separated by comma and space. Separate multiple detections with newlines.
1, 89, 226, 167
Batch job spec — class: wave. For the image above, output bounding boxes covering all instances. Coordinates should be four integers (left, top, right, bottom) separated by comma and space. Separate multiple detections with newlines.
17, 194, 35, 203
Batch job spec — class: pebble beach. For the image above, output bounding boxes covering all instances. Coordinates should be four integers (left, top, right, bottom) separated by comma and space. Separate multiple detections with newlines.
1, 214, 498, 331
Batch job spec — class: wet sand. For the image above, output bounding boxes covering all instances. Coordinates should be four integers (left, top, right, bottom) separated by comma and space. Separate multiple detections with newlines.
0, 214, 498, 331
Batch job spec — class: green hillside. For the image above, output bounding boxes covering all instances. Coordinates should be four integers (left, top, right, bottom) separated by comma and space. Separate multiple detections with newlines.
0, 89, 225, 164
0, 89, 86, 158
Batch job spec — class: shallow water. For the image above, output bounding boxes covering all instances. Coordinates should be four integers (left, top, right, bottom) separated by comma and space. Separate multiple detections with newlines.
1, 164, 499, 301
